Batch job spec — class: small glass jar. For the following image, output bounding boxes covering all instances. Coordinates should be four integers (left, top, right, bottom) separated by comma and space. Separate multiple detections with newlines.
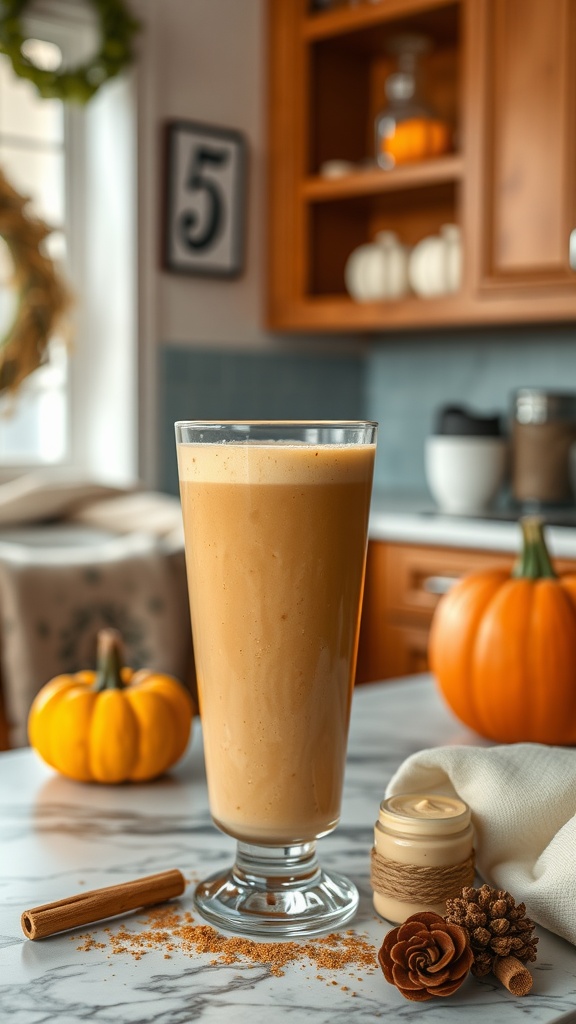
371, 793, 474, 924
512, 388, 576, 506
375, 34, 451, 170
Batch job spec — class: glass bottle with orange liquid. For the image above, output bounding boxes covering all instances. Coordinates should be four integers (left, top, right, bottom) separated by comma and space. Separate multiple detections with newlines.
375, 34, 451, 170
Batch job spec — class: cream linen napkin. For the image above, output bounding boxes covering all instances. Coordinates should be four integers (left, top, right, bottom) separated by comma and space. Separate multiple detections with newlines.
386, 743, 576, 947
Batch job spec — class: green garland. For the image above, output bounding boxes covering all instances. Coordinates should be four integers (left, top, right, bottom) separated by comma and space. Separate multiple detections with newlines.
0, 0, 140, 103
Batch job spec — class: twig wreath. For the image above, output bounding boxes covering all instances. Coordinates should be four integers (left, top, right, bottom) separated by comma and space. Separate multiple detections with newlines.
0, 0, 140, 103
0, 168, 71, 394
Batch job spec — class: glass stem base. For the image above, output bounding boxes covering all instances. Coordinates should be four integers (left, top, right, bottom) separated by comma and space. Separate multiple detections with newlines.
193, 840, 359, 938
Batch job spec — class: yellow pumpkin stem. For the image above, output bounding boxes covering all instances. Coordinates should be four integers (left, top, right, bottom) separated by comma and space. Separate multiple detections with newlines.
512, 516, 556, 580
93, 628, 126, 692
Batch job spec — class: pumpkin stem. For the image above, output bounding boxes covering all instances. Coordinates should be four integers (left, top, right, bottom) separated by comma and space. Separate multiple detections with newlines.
512, 516, 556, 580
93, 628, 125, 691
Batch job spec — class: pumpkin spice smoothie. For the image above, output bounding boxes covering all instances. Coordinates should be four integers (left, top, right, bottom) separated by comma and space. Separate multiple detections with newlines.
177, 436, 375, 846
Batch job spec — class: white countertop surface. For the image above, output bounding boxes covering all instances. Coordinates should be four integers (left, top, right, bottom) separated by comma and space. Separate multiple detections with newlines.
1, 676, 575, 1023
369, 491, 576, 559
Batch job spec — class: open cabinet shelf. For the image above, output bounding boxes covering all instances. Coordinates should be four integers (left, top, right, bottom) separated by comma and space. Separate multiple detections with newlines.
266, 0, 576, 333
301, 153, 464, 201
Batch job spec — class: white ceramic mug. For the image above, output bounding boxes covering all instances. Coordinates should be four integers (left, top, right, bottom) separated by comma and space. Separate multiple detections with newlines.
425, 435, 508, 514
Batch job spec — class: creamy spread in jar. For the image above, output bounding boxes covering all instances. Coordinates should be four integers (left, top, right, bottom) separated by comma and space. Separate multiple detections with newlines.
371, 793, 474, 923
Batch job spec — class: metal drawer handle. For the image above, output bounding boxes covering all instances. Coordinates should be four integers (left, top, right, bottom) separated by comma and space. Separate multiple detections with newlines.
570, 229, 576, 271
422, 575, 460, 595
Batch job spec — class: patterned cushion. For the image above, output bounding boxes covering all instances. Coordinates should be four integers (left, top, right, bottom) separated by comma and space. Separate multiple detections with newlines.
0, 531, 194, 747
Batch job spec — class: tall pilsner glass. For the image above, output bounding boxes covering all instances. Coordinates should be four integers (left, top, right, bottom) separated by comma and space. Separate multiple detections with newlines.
175, 421, 377, 937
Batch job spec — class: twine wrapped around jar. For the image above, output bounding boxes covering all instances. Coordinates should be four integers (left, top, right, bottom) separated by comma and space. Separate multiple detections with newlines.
370, 846, 475, 906
371, 793, 475, 923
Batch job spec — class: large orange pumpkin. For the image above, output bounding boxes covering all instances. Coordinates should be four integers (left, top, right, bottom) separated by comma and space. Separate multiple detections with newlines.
429, 517, 576, 745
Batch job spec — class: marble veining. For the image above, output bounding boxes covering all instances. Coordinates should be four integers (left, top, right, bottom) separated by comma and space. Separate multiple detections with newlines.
1, 676, 575, 1024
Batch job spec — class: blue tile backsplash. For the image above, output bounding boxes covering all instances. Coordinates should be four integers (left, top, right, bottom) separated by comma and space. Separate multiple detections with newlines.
160, 345, 366, 494
367, 326, 576, 492
160, 327, 576, 496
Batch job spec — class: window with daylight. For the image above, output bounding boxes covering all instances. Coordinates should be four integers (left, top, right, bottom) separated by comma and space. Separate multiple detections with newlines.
0, 49, 69, 465
0, 1, 139, 486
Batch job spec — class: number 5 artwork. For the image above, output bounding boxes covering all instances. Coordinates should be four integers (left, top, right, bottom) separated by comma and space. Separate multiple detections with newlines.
163, 121, 247, 277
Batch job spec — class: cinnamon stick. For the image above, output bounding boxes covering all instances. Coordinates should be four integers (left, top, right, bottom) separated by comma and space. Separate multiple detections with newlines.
21, 869, 186, 940
493, 955, 533, 996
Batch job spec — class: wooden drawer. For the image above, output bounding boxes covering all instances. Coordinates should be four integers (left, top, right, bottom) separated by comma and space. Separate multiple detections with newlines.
356, 539, 576, 686
385, 543, 514, 622
379, 622, 430, 680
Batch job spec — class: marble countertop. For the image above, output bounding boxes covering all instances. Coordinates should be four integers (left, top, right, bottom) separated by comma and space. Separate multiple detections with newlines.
369, 491, 576, 558
1, 676, 575, 1024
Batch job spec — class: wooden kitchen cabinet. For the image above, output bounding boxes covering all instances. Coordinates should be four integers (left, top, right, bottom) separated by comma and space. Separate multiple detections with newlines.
266, 0, 576, 333
468, 0, 576, 306
355, 538, 576, 683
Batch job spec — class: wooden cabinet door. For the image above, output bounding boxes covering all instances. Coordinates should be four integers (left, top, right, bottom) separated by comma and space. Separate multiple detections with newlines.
467, 0, 576, 303
381, 623, 431, 679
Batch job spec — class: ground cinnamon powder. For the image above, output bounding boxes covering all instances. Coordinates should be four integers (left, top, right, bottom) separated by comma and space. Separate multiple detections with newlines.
76, 905, 378, 985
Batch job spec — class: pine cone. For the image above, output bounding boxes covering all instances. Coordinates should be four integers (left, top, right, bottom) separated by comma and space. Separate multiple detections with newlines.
445, 884, 539, 978
378, 911, 473, 1001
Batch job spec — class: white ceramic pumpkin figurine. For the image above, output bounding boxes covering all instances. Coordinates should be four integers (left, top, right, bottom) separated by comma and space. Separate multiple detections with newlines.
408, 223, 462, 297
344, 230, 409, 302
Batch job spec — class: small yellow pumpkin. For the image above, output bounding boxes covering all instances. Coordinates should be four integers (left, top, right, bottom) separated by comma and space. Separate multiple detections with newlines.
28, 629, 194, 783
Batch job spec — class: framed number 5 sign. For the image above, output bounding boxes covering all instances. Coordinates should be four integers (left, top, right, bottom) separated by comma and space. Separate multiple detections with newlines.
163, 121, 247, 277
